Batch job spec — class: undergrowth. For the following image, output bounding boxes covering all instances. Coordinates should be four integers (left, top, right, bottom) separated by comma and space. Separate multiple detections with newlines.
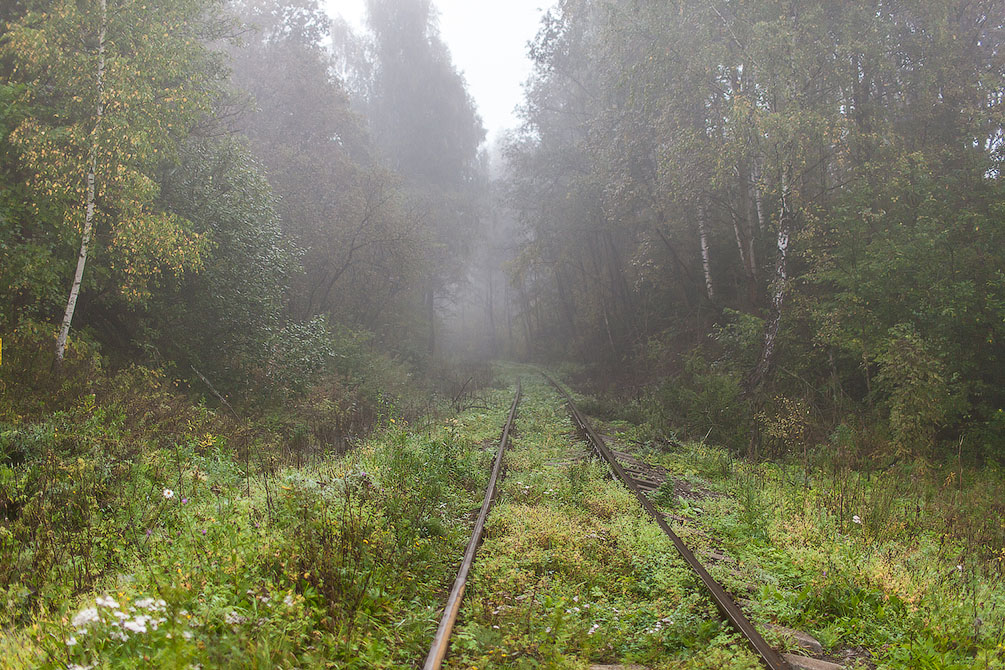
613, 424, 1005, 669
0, 358, 512, 669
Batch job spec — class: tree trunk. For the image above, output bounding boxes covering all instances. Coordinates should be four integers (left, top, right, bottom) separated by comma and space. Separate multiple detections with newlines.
56, 0, 106, 363
748, 180, 791, 390
697, 200, 715, 302
736, 158, 759, 306
425, 280, 436, 357
485, 259, 498, 356
751, 158, 767, 233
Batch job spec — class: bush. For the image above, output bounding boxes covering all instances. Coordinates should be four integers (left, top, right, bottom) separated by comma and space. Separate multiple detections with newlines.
643, 353, 751, 452
876, 323, 955, 457
0, 319, 101, 420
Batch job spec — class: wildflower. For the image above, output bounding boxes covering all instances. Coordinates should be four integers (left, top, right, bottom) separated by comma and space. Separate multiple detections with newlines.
182, 497, 188, 504
123, 616, 149, 634
134, 598, 155, 610
163, 488, 175, 499
72, 607, 100, 629
183, 630, 193, 640
96, 595, 119, 609
957, 564, 964, 572
852, 515, 862, 524
283, 594, 295, 607
65, 635, 77, 646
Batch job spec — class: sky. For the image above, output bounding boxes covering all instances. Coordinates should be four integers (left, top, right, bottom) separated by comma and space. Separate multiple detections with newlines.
324, 0, 547, 141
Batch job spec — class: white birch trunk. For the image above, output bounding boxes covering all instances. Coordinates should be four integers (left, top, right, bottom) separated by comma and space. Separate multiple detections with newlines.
697, 201, 715, 302
56, 0, 106, 363
751, 159, 767, 233
749, 175, 791, 389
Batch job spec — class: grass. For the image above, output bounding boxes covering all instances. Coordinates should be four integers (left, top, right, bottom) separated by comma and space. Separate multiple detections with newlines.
609, 427, 1005, 669
446, 373, 763, 670
3, 361, 1003, 669
0, 363, 514, 669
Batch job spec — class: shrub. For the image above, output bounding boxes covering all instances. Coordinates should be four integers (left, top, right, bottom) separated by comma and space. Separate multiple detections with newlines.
876, 323, 954, 457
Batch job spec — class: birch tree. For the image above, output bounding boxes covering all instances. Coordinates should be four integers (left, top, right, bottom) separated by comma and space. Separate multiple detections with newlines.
1, 0, 227, 360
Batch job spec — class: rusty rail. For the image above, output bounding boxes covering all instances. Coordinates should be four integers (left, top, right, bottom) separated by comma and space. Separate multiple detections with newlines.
543, 373, 791, 670
423, 380, 522, 670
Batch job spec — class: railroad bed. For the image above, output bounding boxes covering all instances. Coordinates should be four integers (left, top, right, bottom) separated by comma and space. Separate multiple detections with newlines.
424, 373, 850, 670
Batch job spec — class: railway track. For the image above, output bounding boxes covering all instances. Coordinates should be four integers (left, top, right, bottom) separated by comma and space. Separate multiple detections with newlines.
423, 381, 521, 670
543, 374, 793, 670
424, 374, 841, 670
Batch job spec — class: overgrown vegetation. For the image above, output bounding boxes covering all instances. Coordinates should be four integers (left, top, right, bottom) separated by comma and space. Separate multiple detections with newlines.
1, 0, 1004, 666
0, 355, 511, 668
604, 408, 1005, 669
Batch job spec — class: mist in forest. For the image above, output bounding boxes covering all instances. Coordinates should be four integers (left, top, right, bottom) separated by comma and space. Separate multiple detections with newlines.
1, 0, 1003, 457
3, 1, 1005, 665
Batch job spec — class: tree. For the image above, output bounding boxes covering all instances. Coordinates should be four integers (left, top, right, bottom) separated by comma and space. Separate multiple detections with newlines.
362, 0, 486, 355
149, 136, 296, 391
502, 0, 1005, 454
228, 0, 430, 349
1, 0, 230, 360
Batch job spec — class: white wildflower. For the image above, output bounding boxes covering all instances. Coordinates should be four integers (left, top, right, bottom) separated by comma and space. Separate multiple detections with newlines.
588, 623, 600, 635
283, 594, 295, 607
134, 597, 156, 610
109, 629, 129, 641
123, 615, 149, 634
72, 607, 100, 629
95, 595, 120, 609
65, 635, 77, 646
163, 488, 174, 499
852, 515, 862, 524
183, 631, 193, 640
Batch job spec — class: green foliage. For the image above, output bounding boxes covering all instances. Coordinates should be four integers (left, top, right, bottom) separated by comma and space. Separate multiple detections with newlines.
0, 362, 510, 668
148, 136, 295, 392
0, 320, 101, 419
505, 0, 1005, 460
1, 0, 230, 303
644, 353, 751, 452
876, 324, 955, 456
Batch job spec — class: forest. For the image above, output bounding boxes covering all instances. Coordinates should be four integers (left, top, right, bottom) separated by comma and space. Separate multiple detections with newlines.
1, 0, 1004, 668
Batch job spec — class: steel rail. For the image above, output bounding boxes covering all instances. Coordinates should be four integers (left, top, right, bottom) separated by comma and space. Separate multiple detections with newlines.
544, 374, 791, 670
423, 380, 522, 670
